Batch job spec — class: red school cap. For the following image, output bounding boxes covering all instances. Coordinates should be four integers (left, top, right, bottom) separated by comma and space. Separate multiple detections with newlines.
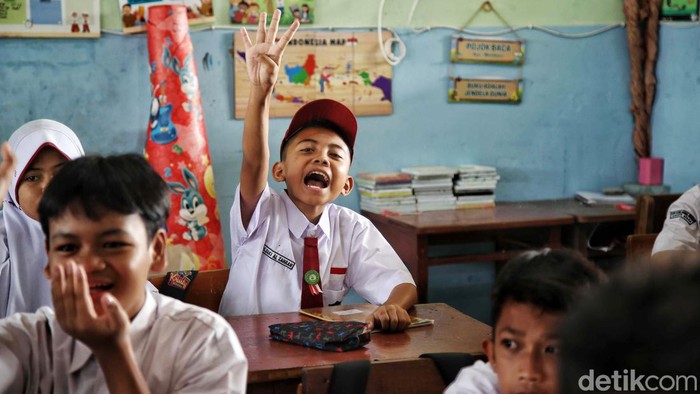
280, 99, 357, 159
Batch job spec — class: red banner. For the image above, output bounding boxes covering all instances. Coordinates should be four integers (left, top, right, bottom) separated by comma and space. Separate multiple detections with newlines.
146, 5, 225, 271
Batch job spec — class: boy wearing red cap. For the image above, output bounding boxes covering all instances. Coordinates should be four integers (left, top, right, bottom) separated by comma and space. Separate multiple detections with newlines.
219, 11, 417, 331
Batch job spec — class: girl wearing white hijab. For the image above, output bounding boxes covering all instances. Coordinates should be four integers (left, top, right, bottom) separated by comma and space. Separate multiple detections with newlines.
0, 119, 84, 318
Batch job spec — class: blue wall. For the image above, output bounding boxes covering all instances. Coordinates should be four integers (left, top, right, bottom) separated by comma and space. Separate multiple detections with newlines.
653, 25, 700, 192
0, 25, 641, 265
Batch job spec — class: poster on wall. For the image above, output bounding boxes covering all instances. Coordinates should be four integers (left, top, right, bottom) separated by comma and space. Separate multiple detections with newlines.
233, 30, 393, 118
450, 36, 525, 65
229, 0, 314, 25
661, 0, 698, 21
449, 78, 522, 104
119, 0, 214, 34
0, 0, 99, 37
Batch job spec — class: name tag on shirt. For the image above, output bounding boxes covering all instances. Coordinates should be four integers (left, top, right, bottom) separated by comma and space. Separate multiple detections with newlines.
263, 244, 295, 270
670, 209, 697, 226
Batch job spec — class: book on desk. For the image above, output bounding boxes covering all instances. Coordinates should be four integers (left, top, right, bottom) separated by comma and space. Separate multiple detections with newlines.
575, 191, 636, 206
300, 304, 434, 331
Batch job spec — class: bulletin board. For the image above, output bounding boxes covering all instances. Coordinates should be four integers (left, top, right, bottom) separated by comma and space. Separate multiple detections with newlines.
229, 0, 315, 26
233, 30, 393, 118
0, 0, 99, 37
118, 0, 214, 34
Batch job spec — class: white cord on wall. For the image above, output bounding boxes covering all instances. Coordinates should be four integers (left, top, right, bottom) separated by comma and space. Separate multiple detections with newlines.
377, 0, 409, 66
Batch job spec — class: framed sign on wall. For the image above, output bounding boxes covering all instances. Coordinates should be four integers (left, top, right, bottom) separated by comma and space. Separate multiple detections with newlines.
449, 78, 522, 104
450, 36, 525, 65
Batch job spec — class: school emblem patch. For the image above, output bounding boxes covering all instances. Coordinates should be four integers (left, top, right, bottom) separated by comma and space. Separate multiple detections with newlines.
670, 209, 697, 226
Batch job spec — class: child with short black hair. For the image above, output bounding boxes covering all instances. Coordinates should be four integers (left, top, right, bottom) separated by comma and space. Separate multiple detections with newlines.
218, 10, 418, 331
0, 154, 247, 393
444, 248, 605, 394
559, 263, 700, 393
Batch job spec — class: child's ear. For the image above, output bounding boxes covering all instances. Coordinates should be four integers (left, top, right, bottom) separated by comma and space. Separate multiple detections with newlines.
484, 338, 496, 365
340, 175, 354, 196
272, 161, 286, 182
149, 229, 168, 274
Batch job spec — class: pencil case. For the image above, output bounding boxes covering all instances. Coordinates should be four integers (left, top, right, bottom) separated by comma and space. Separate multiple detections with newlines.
269, 320, 371, 352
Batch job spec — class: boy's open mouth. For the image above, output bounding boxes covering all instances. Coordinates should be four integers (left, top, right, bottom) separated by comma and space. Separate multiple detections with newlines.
88, 281, 114, 293
304, 171, 329, 189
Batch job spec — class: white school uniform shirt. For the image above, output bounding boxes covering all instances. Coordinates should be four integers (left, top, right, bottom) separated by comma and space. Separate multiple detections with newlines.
652, 185, 700, 255
0, 119, 84, 318
443, 360, 500, 394
219, 184, 415, 316
0, 291, 248, 393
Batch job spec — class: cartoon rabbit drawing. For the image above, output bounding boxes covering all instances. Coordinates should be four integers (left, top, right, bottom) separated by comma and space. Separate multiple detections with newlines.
167, 168, 210, 241
165, 50, 199, 114
149, 81, 178, 144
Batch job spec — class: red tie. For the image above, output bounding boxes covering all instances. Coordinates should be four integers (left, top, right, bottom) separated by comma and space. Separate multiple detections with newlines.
301, 237, 323, 309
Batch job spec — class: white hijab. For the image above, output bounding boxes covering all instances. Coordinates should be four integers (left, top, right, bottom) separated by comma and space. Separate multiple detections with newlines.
0, 119, 84, 318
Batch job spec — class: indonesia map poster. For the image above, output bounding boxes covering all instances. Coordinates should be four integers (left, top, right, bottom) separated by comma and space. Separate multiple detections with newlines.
233, 31, 393, 118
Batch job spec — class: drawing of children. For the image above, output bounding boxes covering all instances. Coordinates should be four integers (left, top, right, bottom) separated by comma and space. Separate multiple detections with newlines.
247, 2, 259, 23
81, 13, 90, 32
122, 4, 137, 27
70, 12, 80, 32
300, 3, 311, 23
232, 0, 248, 23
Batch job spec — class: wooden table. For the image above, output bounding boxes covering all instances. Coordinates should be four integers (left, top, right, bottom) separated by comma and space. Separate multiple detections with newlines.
525, 199, 635, 259
226, 303, 491, 393
362, 199, 635, 302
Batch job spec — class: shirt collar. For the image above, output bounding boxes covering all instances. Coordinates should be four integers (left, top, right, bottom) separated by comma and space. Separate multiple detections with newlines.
67, 290, 156, 373
280, 189, 331, 240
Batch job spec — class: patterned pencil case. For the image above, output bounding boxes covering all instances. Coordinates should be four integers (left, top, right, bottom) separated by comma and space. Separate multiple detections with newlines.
269, 320, 371, 352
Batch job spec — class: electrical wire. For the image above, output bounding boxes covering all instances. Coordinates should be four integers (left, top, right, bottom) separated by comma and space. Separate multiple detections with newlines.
377, 0, 407, 66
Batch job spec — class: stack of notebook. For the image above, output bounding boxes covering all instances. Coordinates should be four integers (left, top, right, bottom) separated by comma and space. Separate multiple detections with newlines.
401, 166, 457, 212
453, 165, 500, 209
357, 172, 417, 215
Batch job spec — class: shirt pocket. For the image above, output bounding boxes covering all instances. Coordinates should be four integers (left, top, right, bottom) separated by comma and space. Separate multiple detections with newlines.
322, 289, 347, 306
326, 267, 347, 291
323, 266, 348, 306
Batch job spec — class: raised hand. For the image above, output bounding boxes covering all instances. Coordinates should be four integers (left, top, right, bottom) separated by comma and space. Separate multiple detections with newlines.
241, 9, 299, 93
51, 261, 131, 353
0, 142, 16, 199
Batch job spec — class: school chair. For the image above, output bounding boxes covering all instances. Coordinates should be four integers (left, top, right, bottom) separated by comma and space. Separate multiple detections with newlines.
419, 352, 479, 386
300, 355, 475, 394
634, 193, 681, 234
625, 233, 658, 265
148, 269, 229, 312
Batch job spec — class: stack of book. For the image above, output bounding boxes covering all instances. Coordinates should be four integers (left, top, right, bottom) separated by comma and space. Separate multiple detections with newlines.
401, 166, 457, 212
453, 165, 500, 209
357, 172, 417, 215
574, 190, 636, 206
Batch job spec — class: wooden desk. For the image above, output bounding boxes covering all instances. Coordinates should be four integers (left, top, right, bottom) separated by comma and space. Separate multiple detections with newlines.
363, 199, 635, 303
523, 199, 635, 258
226, 303, 491, 393
363, 202, 576, 303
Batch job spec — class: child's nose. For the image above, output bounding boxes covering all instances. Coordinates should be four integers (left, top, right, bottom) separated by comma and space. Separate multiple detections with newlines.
41, 173, 56, 190
313, 154, 329, 165
518, 351, 544, 382
76, 252, 106, 272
